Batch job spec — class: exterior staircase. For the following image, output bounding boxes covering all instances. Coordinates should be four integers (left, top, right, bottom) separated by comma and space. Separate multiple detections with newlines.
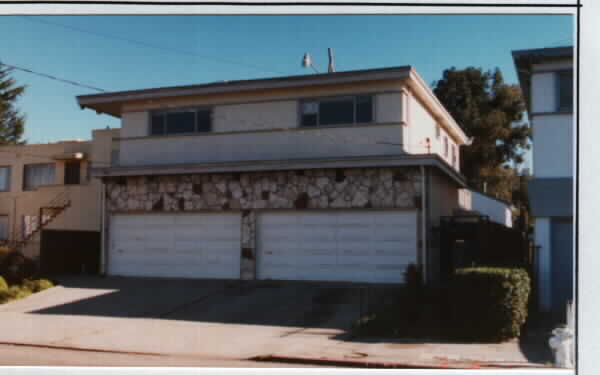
11, 191, 71, 253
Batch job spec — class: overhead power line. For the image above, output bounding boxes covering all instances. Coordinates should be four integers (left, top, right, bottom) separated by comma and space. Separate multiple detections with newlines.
19, 16, 288, 77
0, 61, 106, 92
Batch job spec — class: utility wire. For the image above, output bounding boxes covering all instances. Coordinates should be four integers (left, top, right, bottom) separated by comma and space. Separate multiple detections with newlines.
19, 16, 288, 76
0, 61, 106, 92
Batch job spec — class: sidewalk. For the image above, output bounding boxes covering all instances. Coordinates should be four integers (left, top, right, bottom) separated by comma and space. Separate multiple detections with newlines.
261, 326, 553, 369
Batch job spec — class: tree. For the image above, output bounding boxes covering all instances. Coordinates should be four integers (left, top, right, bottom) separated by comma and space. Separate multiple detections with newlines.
433, 67, 531, 202
0, 64, 26, 145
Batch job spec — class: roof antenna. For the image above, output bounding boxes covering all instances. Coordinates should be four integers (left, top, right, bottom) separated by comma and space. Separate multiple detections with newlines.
302, 52, 319, 73
327, 48, 335, 73
302, 48, 336, 74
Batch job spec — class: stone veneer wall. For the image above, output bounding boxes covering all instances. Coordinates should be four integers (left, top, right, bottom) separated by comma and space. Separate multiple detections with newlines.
105, 167, 422, 280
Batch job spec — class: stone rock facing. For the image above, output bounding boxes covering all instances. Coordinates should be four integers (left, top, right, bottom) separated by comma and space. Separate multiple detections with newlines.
105, 167, 422, 280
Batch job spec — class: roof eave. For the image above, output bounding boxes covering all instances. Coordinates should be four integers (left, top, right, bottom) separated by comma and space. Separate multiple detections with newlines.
77, 66, 413, 117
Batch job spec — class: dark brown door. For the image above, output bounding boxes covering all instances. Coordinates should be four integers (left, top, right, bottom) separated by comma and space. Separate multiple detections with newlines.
64, 161, 81, 185
40, 230, 101, 275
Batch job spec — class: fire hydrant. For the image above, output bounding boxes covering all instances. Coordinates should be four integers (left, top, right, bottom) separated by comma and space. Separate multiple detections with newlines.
548, 326, 574, 368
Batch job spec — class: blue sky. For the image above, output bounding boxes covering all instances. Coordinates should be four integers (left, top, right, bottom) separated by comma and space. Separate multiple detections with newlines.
0, 14, 573, 169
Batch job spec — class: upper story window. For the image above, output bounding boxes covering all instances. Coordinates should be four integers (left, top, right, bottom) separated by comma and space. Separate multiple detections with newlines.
435, 124, 441, 139
557, 70, 573, 112
150, 108, 212, 136
0, 167, 10, 192
23, 163, 55, 191
300, 95, 374, 127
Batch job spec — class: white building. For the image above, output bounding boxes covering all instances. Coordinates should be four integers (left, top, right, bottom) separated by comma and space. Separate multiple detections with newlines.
513, 46, 574, 315
77, 66, 471, 284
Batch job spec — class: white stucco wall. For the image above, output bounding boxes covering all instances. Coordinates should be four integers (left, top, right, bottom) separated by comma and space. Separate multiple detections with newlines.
470, 191, 513, 227
532, 114, 573, 178
119, 124, 405, 167
407, 95, 460, 171
531, 72, 557, 113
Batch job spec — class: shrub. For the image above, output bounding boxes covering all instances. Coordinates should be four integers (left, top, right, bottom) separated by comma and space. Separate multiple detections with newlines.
7, 285, 32, 300
449, 267, 531, 342
0, 252, 38, 284
22, 279, 54, 293
0, 276, 8, 291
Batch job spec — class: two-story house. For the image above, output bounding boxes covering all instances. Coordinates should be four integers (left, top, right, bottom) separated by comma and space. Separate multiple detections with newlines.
78, 66, 471, 284
513, 46, 574, 315
0, 128, 119, 273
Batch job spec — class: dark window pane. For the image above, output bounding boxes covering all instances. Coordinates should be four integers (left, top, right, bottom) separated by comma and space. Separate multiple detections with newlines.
23, 164, 55, 191
319, 99, 354, 125
64, 161, 81, 185
0, 167, 9, 191
166, 111, 195, 134
356, 95, 373, 123
558, 71, 573, 112
301, 114, 318, 127
196, 109, 212, 132
150, 114, 165, 135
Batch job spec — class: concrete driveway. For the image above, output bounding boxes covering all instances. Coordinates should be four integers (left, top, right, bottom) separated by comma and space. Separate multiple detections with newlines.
0, 276, 539, 368
0, 276, 364, 359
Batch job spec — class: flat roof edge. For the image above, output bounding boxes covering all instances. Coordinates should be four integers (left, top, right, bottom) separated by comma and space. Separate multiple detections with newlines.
92, 154, 467, 188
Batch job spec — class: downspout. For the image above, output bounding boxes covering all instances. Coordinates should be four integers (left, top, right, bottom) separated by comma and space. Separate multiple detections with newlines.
420, 165, 427, 284
100, 180, 106, 275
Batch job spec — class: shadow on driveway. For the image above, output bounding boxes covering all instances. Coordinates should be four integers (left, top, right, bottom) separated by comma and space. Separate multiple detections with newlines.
28, 276, 371, 330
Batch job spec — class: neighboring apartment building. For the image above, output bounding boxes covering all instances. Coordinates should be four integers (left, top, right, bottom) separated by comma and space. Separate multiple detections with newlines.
78, 66, 471, 284
513, 46, 574, 314
0, 128, 119, 271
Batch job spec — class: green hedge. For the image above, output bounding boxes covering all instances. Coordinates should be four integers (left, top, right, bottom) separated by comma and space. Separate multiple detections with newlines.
22, 279, 54, 293
449, 267, 531, 342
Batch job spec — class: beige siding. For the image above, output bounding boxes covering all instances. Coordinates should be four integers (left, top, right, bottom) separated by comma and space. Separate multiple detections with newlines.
0, 130, 117, 258
121, 112, 148, 138
91, 128, 120, 168
428, 169, 461, 227
408, 94, 461, 172
214, 100, 298, 132
376, 92, 402, 123
118, 80, 405, 138
119, 124, 405, 167
408, 94, 437, 155
121, 79, 404, 114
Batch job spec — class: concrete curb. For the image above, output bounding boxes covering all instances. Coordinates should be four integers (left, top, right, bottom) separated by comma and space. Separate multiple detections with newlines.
251, 354, 481, 369
0, 341, 165, 357
251, 354, 552, 369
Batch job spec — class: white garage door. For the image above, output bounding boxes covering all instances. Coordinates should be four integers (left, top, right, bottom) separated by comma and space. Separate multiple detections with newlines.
257, 210, 417, 283
109, 213, 241, 279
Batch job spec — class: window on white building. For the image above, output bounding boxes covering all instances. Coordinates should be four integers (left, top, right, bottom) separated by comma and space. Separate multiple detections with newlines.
300, 95, 374, 127
150, 108, 212, 136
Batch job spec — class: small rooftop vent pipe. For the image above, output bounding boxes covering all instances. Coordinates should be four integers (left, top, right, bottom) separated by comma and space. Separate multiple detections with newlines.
327, 48, 335, 73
